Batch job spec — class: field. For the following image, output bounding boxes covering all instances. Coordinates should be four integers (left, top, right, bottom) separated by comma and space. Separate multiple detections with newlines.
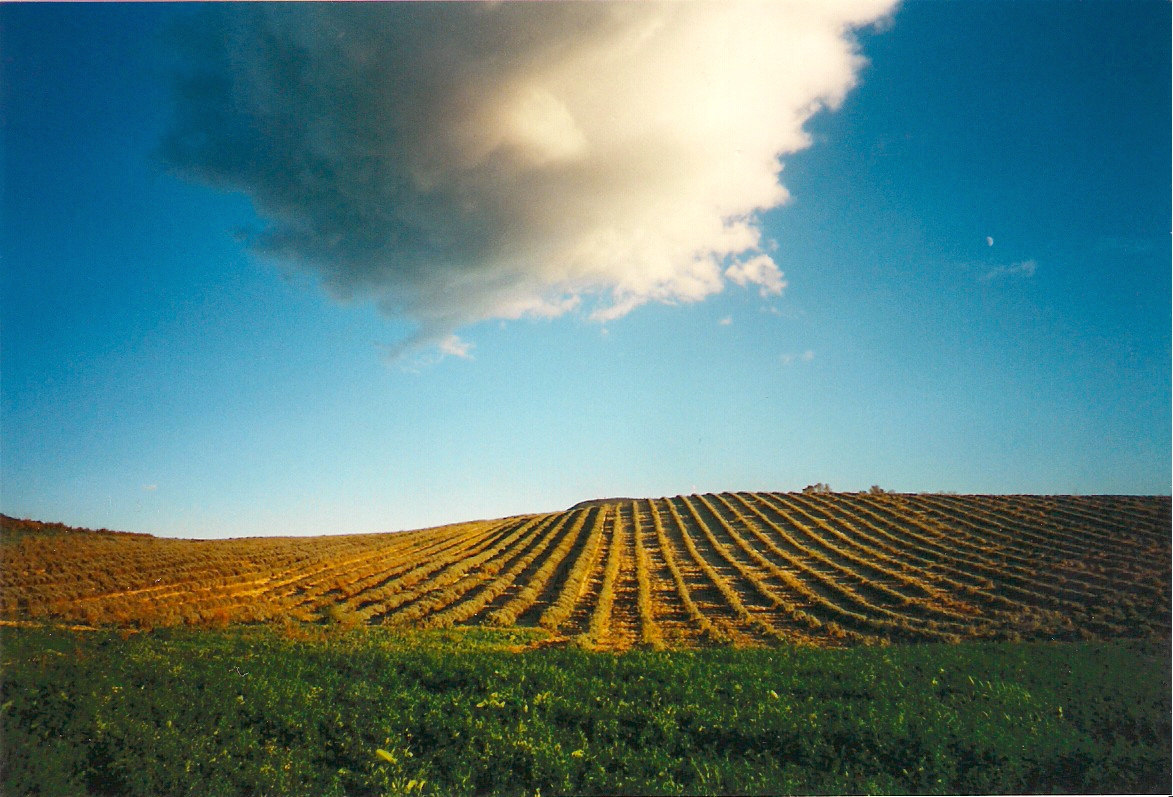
2, 627, 1169, 796
3, 492, 1169, 646
2, 492, 1169, 795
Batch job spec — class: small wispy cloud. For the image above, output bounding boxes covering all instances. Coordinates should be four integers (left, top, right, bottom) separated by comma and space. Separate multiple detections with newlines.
142, 484, 158, 492
725, 254, 788, 298
382, 330, 474, 370
719, 316, 733, 326
980, 259, 1037, 282
780, 350, 815, 366
439, 335, 474, 360
1096, 236, 1155, 255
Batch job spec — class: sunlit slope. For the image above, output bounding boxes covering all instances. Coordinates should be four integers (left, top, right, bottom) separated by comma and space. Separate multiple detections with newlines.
3, 493, 1168, 649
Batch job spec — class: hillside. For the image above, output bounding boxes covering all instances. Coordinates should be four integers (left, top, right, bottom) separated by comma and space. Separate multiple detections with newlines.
2, 492, 1168, 649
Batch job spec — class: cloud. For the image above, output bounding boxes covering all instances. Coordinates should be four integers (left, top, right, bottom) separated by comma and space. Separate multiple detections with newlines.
1096, 236, 1154, 255
163, 1, 896, 354
724, 254, 788, 297
383, 333, 474, 373
438, 335, 474, 361
781, 350, 815, 366
980, 259, 1037, 282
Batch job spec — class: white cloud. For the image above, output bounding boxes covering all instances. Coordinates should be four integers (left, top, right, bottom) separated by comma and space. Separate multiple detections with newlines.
724, 254, 788, 297
719, 316, 733, 326
781, 350, 815, 366
164, 1, 896, 355
981, 259, 1037, 282
438, 335, 474, 360
1097, 236, 1154, 255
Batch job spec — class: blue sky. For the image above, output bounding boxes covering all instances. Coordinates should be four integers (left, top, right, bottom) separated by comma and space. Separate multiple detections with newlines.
2, 1, 1169, 538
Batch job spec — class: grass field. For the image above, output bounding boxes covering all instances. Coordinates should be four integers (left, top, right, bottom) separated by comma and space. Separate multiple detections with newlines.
2, 625, 1169, 796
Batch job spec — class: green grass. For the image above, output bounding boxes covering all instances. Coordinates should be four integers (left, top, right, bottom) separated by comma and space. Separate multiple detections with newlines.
2, 625, 1168, 796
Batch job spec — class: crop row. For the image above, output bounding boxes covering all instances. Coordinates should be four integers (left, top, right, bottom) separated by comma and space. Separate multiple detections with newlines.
2, 494, 1168, 647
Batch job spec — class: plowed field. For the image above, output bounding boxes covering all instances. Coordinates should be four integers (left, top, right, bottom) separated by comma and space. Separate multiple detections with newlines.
3, 492, 1168, 648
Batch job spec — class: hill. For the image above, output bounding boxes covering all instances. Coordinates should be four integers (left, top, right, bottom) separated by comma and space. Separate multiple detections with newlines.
2, 492, 1169, 649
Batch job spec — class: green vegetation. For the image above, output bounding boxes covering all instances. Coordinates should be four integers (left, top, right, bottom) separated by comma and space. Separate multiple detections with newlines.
3, 625, 1168, 796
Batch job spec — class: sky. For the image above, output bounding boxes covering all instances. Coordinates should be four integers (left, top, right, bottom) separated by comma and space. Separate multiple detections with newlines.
2, 1, 1169, 539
